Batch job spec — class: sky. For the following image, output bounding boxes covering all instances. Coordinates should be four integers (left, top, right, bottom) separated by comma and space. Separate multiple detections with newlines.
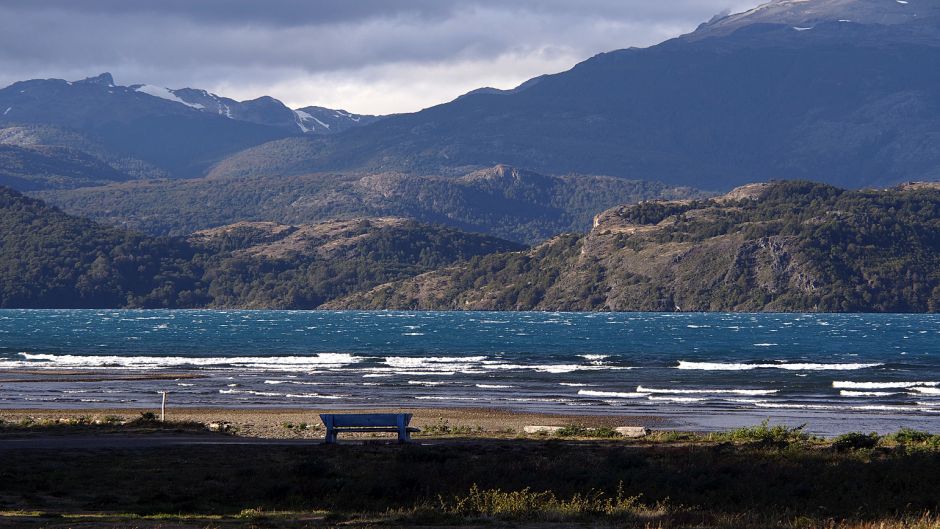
0, 0, 760, 115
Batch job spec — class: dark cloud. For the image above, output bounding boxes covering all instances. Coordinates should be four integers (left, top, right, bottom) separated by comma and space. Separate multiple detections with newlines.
0, 1, 753, 26
0, 0, 759, 113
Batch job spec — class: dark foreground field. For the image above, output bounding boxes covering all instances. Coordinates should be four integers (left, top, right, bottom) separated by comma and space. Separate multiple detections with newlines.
1, 426, 940, 529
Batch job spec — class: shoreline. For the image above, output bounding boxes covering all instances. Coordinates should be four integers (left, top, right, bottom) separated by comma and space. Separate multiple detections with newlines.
0, 406, 667, 439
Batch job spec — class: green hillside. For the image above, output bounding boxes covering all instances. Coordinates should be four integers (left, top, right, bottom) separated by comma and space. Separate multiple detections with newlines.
37, 165, 705, 243
0, 187, 520, 308
327, 182, 940, 313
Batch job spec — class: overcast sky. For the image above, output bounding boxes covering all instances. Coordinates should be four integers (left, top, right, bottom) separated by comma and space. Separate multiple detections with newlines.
0, 0, 760, 115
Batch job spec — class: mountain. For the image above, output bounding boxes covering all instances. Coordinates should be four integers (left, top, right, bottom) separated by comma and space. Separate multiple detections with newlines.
140, 86, 381, 134
6, 181, 940, 312
325, 181, 940, 313
211, 0, 940, 190
0, 186, 519, 309
0, 73, 379, 182
36, 165, 706, 243
293, 106, 382, 134
692, 0, 940, 39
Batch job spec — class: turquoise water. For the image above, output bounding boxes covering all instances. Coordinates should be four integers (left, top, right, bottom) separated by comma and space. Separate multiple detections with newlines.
0, 310, 938, 434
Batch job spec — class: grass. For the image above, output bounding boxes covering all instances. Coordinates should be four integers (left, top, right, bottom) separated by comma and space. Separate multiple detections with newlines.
418, 417, 479, 436
441, 482, 647, 521
0, 429, 939, 528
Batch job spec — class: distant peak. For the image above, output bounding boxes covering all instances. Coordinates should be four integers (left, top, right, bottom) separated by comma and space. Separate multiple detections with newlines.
690, 0, 940, 40
76, 73, 115, 87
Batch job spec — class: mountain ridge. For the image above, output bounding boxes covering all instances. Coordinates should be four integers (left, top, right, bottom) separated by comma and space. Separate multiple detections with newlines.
0, 73, 382, 183
207, 0, 940, 190
0, 186, 520, 309
36, 165, 706, 243
326, 181, 940, 313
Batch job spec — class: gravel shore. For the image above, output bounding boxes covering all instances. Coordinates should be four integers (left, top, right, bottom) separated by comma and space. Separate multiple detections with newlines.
0, 406, 665, 439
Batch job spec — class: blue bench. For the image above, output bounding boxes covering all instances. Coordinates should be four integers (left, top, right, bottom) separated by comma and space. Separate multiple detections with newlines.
320, 413, 419, 444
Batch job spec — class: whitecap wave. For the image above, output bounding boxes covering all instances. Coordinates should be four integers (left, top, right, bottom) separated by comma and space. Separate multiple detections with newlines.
219, 389, 282, 397
484, 363, 630, 374
577, 390, 649, 399
637, 385, 777, 396
678, 361, 882, 371
384, 356, 486, 369
833, 381, 939, 389
753, 402, 931, 413
5, 352, 361, 371
839, 390, 900, 397
414, 396, 482, 401
285, 393, 346, 399
647, 395, 707, 403
476, 384, 513, 389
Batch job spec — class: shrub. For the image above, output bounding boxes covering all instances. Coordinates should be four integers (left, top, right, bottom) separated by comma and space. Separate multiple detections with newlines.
554, 426, 621, 438
102, 415, 125, 425
718, 420, 809, 445
832, 432, 880, 451
421, 418, 473, 436
648, 431, 701, 443
134, 412, 159, 423
887, 428, 940, 447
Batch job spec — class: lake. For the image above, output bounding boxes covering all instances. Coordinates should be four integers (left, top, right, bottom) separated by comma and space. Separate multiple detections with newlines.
1, 310, 938, 435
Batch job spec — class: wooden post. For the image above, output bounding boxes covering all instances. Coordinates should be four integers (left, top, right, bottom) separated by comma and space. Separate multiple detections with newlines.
159, 391, 168, 422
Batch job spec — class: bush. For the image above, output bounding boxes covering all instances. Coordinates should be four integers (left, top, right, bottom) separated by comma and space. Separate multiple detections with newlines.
718, 420, 809, 445
832, 432, 880, 451
555, 426, 621, 438
887, 428, 940, 447
135, 412, 159, 423
421, 418, 473, 436
102, 415, 125, 425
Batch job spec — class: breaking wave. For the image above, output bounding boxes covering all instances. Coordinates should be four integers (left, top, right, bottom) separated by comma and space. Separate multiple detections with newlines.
678, 361, 882, 371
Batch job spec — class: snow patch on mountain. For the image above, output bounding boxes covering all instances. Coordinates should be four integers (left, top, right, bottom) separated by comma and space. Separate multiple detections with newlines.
294, 110, 313, 132
135, 85, 205, 110
294, 109, 336, 133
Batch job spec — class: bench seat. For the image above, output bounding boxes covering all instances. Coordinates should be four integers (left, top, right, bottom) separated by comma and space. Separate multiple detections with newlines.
320, 413, 419, 444
320, 426, 420, 434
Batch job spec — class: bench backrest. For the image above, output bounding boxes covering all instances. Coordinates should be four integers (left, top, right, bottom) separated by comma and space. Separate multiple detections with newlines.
320, 413, 412, 428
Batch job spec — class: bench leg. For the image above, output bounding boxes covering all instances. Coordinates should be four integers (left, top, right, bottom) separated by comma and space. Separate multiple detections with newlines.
398, 426, 409, 444
325, 428, 337, 444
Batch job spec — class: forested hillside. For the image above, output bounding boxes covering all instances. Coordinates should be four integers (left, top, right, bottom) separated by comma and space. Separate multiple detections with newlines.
0, 187, 519, 308
5, 182, 940, 312
0, 187, 201, 308
37, 165, 704, 243
327, 182, 940, 313
0, 144, 133, 191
